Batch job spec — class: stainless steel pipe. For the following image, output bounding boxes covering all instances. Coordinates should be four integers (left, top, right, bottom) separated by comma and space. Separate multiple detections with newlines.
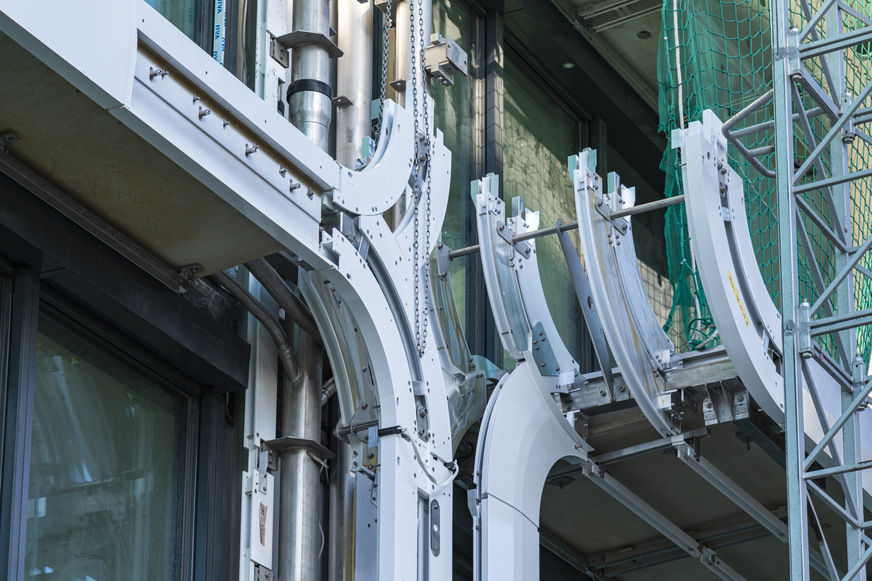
327, 413, 356, 581
289, 0, 333, 151
394, 0, 411, 109
278, 324, 325, 581
336, 0, 373, 167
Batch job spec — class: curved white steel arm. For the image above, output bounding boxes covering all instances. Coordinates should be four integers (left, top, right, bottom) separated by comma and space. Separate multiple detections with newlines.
605, 174, 676, 368
474, 175, 530, 359
572, 150, 679, 436
333, 100, 415, 215
680, 111, 784, 420
296, 115, 457, 579
473, 176, 582, 390
472, 361, 589, 581
301, 226, 456, 580
679, 110, 872, 496
508, 200, 581, 389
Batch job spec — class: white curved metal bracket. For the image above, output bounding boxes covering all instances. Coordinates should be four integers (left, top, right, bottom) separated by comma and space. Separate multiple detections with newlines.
472, 361, 589, 581
605, 173, 676, 369
472, 176, 580, 388
300, 226, 457, 580
333, 99, 415, 215
507, 198, 581, 390
679, 111, 784, 420
571, 150, 679, 436
474, 174, 530, 359
679, 110, 872, 496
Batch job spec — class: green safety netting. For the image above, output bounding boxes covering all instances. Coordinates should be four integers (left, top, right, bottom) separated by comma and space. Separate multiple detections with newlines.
658, 0, 872, 363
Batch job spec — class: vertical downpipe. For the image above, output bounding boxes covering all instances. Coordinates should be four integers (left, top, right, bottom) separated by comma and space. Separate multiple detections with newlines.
282, 0, 331, 576
288, 0, 333, 151
329, 5, 372, 576
336, 0, 373, 168
327, 406, 356, 581
394, 0, 411, 109
278, 325, 325, 581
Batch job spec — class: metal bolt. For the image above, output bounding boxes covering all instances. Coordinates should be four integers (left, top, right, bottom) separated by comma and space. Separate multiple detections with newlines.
198, 107, 211, 119
245, 144, 259, 156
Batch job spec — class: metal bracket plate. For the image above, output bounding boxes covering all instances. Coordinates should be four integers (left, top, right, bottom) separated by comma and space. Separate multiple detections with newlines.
530, 321, 560, 376
264, 435, 336, 460
495, 220, 532, 258
274, 30, 344, 60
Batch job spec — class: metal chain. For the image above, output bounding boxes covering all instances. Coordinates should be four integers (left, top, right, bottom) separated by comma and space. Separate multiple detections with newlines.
408, 0, 431, 358
410, 0, 422, 357
418, 0, 431, 355
375, 0, 391, 143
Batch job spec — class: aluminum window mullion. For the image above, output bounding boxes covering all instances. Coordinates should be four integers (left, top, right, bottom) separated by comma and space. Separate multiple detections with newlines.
0, 270, 40, 581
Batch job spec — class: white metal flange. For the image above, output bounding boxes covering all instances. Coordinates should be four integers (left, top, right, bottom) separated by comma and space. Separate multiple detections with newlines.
572, 150, 679, 436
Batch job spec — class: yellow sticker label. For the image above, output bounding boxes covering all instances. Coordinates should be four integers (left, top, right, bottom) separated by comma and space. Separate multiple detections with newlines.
727, 270, 751, 327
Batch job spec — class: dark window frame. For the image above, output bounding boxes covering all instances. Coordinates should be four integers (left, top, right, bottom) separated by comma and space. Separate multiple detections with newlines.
1, 273, 200, 581
0, 266, 245, 581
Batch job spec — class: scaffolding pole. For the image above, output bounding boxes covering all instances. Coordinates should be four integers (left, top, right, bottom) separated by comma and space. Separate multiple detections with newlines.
762, 0, 872, 577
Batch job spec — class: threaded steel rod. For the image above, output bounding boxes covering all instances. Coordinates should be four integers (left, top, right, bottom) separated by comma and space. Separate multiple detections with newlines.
448, 195, 684, 260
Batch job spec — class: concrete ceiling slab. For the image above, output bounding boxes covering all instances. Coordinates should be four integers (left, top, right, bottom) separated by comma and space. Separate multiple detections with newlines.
0, 32, 283, 278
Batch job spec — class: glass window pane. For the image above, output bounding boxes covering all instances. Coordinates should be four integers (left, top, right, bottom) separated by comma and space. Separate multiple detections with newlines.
146, 0, 198, 38
504, 55, 584, 361
145, 0, 214, 58
25, 314, 186, 580
433, 0, 477, 343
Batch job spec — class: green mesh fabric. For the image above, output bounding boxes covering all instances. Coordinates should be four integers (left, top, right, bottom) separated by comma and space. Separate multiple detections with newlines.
658, 0, 872, 362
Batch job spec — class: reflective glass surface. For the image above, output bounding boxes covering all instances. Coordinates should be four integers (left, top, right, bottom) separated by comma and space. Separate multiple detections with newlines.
25, 315, 186, 580
432, 0, 478, 342
504, 55, 584, 360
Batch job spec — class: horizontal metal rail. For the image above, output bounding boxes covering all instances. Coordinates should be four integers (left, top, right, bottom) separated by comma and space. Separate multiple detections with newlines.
448, 195, 685, 260
810, 308, 872, 337
721, 89, 777, 178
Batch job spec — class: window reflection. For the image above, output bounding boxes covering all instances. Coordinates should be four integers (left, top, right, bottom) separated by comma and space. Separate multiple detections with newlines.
26, 315, 186, 580
504, 55, 584, 363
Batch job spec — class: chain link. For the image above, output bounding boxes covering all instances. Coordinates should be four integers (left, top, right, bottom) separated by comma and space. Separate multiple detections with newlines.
409, 0, 431, 358
419, 0, 431, 357
375, 0, 392, 143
